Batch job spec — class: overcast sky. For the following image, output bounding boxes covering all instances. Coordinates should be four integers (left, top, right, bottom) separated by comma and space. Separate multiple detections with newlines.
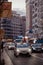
8, 0, 26, 11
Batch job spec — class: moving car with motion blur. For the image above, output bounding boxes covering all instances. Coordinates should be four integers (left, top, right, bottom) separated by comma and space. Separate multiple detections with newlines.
31, 39, 43, 52
14, 38, 32, 57
6, 42, 15, 50
31, 43, 42, 52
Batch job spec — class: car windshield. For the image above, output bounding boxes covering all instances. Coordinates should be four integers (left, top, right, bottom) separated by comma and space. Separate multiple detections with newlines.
10, 44, 15, 45
32, 44, 41, 47
17, 43, 30, 48
7, 43, 14, 45
15, 39, 22, 43
36, 39, 43, 44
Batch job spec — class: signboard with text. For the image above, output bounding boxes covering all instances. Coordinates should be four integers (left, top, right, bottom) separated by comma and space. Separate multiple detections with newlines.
0, 2, 12, 18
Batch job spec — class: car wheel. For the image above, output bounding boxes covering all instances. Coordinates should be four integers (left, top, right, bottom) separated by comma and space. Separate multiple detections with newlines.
15, 55, 18, 57
27, 53, 31, 57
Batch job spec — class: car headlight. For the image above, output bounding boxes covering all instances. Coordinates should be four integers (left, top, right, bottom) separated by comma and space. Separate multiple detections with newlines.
9, 46, 11, 48
32, 47, 35, 50
28, 49, 31, 52
17, 49, 20, 52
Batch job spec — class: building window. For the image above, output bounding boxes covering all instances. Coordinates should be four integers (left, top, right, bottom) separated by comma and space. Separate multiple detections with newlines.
34, 13, 37, 17
35, 8, 37, 11
35, 3, 37, 6
32, 1, 34, 4
35, 19, 37, 22
32, 14, 37, 18
32, 5, 34, 9
32, 11, 34, 14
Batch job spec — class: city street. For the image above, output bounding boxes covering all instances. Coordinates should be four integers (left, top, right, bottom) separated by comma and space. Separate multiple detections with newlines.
0, 1, 43, 65
5, 49, 43, 65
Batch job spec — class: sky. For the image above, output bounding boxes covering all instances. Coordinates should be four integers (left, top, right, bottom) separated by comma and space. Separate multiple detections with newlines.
8, 0, 26, 12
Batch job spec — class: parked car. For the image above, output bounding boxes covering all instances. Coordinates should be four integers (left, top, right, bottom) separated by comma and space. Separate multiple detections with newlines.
6, 42, 15, 50
14, 42, 32, 57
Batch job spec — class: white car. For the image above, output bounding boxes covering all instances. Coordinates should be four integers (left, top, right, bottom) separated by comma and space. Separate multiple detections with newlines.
14, 43, 32, 57
6, 42, 15, 50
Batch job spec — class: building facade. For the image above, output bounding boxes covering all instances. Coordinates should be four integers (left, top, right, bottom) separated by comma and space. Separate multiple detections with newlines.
26, 0, 43, 38
0, 18, 13, 39
26, 0, 32, 32
0, 0, 13, 39
11, 11, 26, 39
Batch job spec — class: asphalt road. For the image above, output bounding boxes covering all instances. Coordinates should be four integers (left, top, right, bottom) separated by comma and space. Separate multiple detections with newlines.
5, 49, 43, 65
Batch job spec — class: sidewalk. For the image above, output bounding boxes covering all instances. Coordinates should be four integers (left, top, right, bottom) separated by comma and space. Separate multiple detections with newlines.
1, 50, 13, 65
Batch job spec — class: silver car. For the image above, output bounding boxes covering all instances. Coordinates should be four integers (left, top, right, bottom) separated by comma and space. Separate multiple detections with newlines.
31, 43, 43, 52
14, 43, 32, 57
31, 39, 43, 52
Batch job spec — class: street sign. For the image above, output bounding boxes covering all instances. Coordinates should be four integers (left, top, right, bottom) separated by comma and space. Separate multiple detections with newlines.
0, 2, 12, 18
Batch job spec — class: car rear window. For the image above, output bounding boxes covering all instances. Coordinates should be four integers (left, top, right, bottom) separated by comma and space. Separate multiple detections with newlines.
16, 39, 22, 43
17, 43, 30, 48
